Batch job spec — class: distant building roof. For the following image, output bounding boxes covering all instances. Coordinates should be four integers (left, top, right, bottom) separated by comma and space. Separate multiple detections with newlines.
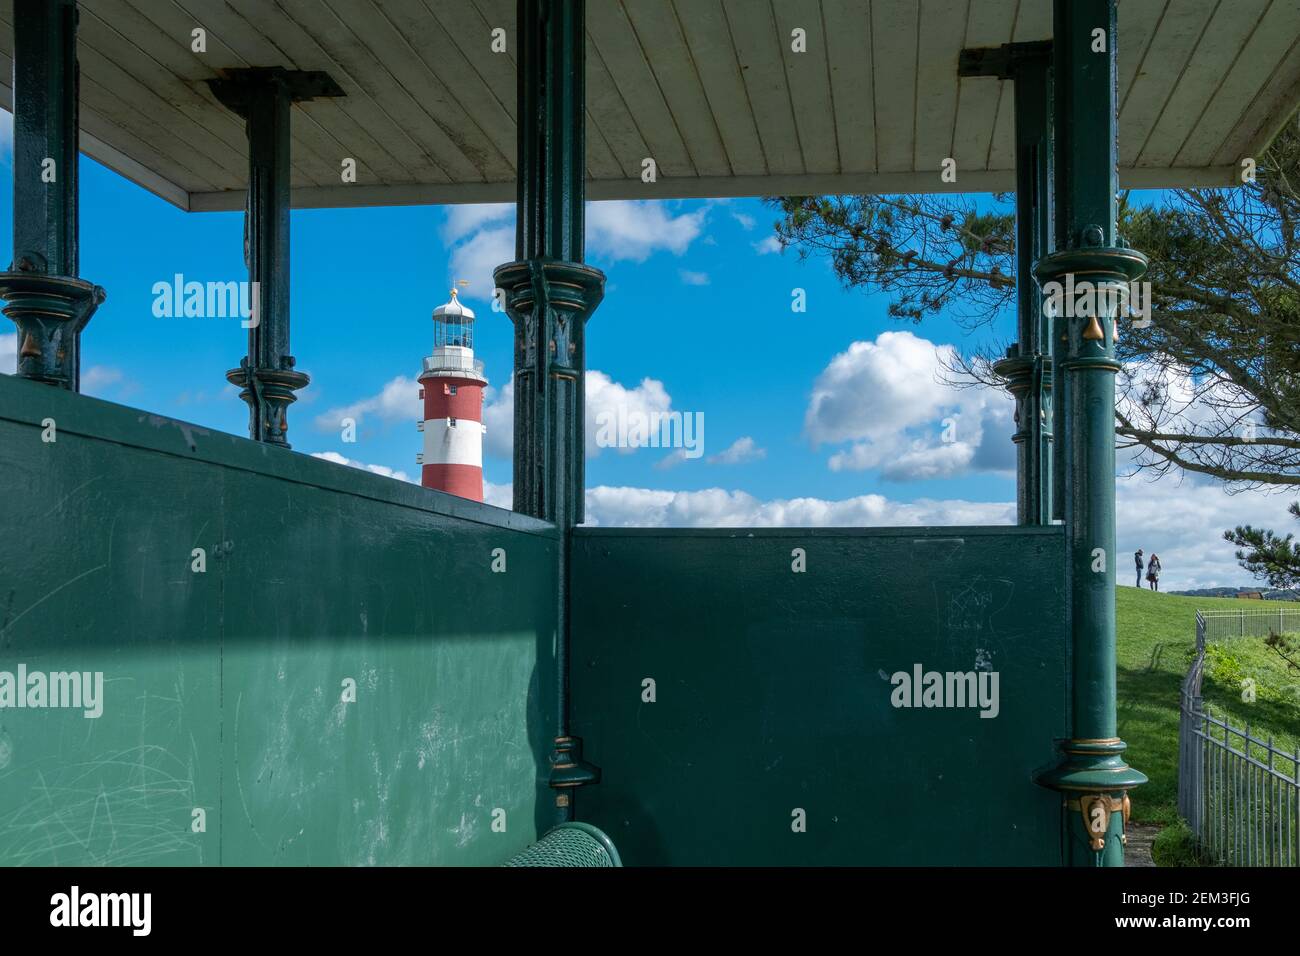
433, 289, 475, 323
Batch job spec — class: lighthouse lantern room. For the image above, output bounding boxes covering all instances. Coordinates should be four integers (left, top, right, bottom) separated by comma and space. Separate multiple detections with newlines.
419, 289, 487, 501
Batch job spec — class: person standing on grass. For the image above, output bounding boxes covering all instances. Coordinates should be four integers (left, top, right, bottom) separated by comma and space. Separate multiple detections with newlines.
1146, 554, 1162, 592
1134, 548, 1145, 588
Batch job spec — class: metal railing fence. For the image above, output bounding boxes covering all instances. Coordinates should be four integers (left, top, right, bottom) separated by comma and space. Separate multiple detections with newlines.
1178, 610, 1300, 866
1198, 606, 1300, 641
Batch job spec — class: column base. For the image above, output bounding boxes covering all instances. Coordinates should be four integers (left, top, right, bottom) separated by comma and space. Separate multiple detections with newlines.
1036, 738, 1148, 865
0, 272, 106, 390
548, 735, 600, 818
227, 360, 310, 449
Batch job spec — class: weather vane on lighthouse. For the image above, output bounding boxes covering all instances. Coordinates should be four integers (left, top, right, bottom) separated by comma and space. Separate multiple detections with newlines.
417, 280, 487, 501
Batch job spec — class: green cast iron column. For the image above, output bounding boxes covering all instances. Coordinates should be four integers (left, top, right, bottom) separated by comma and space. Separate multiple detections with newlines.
1049, 253, 1068, 522
975, 43, 1054, 526
1034, 0, 1147, 865
494, 0, 604, 823
230, 73, 304, 447
0, 0, 105, 391
209, 69, 340, 449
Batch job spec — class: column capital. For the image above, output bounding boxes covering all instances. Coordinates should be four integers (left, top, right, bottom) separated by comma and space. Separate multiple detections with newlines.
494, 258, 606, 372
1035, 246, 1148, 369
958, 39, 1053, 79
1034, 246, 1149, 284
207, 67, 345, 119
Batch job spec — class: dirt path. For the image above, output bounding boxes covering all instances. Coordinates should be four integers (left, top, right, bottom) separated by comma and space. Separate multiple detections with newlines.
1126, 824, 1160, 866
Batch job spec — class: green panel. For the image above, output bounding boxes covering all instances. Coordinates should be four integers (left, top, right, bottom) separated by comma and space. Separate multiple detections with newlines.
570, 526, 1069, 866
0, 374, 558, 865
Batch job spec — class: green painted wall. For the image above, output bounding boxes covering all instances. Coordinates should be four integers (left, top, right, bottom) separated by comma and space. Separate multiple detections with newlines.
0, 375, 1075, 867
570, 526, 1069, 866
0, 375, 559, 865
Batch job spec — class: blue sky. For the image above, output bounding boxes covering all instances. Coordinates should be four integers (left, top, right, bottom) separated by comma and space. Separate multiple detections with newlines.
0, 130, 1290, 588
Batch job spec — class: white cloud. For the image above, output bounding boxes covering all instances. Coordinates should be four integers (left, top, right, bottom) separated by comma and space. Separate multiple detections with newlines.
483, 369, 679, 460
679, 269, 710, 286
311, 451, 412, 484
585, 201, 707, 262
586, 370, 676, 457
1115, 476, 1295, 591
754, 236, 783, 255
439, 200, 708, 294
442, 203, 512, 243
584, 485, 1014, 528
806, 332, 950, 444
0, 332, 14, 373
81, 365, 123, 395
314, 375, 419, 432
881, 439, 979, 480
440, 203, 515, 295
1118, 354, 1248, 433
481, 379, 515, 459
1116, 352, 1282, 479
448, 223, 514, 295
655, 448, 689, 470
577, 477, 1284, 588
176, 386, 241, 406
1106, 356, 1296, 587
707, 436, 766, 465
732, 211, 756, 230
807, 330, 1014, 480
483, 479, 513, 510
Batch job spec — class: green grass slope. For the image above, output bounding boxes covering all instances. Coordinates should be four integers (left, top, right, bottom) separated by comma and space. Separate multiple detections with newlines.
1116, 587, 1300, 825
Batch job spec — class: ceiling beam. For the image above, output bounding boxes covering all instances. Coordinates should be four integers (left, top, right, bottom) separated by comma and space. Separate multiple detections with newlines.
185, 164, 1242, 212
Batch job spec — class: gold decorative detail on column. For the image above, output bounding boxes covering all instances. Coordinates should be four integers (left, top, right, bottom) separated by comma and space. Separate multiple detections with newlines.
1075, 793, 1130, 851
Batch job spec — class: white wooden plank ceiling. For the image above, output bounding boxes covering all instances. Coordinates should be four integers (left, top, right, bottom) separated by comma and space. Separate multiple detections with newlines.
0, 0, 1297, 211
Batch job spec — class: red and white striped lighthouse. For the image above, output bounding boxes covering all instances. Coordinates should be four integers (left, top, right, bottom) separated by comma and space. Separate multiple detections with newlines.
418, 289, 487, 501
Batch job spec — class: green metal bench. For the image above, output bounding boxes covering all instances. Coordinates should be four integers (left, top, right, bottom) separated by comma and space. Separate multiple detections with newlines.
504, 823, 621, 868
